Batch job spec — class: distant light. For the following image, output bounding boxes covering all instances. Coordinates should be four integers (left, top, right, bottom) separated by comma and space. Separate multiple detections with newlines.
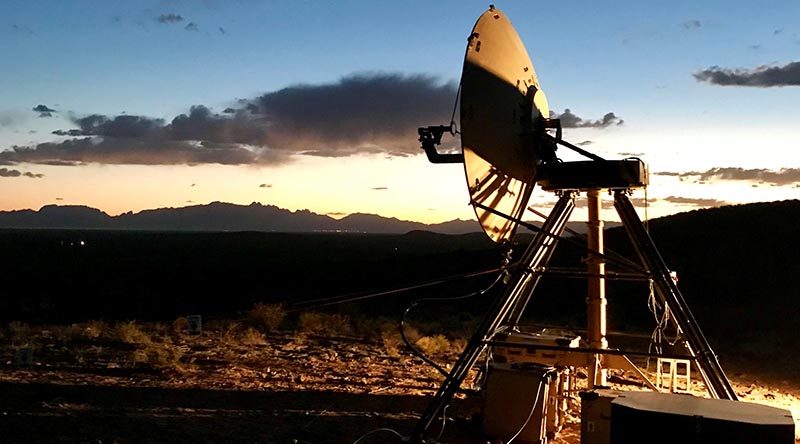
80, 240, 85, 246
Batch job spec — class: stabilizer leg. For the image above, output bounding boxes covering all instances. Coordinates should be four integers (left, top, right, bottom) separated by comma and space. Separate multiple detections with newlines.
410, 192, 575, 442
613, 191, 737, 400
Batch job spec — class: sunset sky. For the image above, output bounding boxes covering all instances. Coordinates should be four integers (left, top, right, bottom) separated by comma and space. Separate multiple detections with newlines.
1, 0, 799, 224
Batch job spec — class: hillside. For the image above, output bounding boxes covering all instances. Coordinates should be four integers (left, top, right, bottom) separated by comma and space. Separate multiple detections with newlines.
0, 202, 598, 235
1, 199, 797, 376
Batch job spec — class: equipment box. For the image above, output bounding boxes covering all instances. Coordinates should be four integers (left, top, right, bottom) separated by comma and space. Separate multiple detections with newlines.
579, 389, 624, 444
610, 391, 795, 444
482, 362, 556, 443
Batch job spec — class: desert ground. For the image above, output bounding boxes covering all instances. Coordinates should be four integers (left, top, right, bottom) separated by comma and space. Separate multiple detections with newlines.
1, 311, 798, 443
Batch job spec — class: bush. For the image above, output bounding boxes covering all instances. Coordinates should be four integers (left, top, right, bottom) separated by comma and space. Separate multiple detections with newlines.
298, 312, 351, 336
172, 317, 189, 334
7, 321, 31, 344
415, 334, 451, 356
82, 320, 108, 340
241, 327, 267, 345
115, 321, 152, 345
247, 303, 286, 332
132, 342, 187, 372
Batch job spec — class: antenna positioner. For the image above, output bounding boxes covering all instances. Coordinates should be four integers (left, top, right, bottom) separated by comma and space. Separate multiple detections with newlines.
418, 124, 464, 164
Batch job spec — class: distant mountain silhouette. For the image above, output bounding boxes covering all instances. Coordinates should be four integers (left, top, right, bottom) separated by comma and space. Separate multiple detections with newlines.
0, 201, 650, 234
0, 202, 484, 234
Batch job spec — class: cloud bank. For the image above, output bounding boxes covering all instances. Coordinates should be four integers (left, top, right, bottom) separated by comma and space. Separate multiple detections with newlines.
550, 109, 624, 128
655, 167, 800, 185
0, 167, 43, 178
694, 61, 800, 87
1, 73, 457, 167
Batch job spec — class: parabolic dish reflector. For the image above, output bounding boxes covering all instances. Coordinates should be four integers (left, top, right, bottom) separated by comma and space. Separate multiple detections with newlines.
460, 7, 550, 243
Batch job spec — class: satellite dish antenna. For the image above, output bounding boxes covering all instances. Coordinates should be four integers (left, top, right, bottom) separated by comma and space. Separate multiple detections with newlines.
413, 6, 738, 442
459, 7, 552, 242
420, 6, 601, 243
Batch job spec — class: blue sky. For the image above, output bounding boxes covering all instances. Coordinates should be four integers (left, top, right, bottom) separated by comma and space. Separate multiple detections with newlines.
1, 0, 799, 223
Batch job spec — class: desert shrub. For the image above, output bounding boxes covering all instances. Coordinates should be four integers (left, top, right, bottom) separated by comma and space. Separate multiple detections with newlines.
415, 334, 451, 356
81, 320, 108, 340
7, 321, 31, 343
115, 321, 152, 345
298, 312, 351, 336
402, 325, 422, 343
381, 330, 402, 357
132, 342, 187, 372
247, 303, 286, 332
241, 327, 267, 345
450, 338, 467, 355
172, 317, 189, 334
221, 322, 243, 347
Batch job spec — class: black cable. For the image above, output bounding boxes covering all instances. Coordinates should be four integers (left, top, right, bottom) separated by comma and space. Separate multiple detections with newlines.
473, 200, 647, 275
526, 205, 644, 272
449, 82, 462, 134
400, 271, 505, 378
287, 267, 501, 312
506, 379, 544, 444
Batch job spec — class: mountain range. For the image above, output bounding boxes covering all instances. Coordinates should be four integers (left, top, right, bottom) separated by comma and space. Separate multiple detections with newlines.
0, 201, 605, 234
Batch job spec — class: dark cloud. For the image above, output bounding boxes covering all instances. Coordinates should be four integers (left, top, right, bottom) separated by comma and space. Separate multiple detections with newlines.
693, 61, 800, 87
550, 109, 624, 128
259, 183, 271, 188
327, 212, 346, 216
33, 104, 56, 118
0, 167, 43, 178
663, 196, 726, 207
656, 167, 800, 185
55, 197, 63, 201
682, 19, 702, 30
251, 73, 456, 156
185, 22, 199, 32
577, 140, 593, 146
5, 73, 456, 166
0, 138, 264, 166
157, 13, 184, 24
370, 187, 388, 191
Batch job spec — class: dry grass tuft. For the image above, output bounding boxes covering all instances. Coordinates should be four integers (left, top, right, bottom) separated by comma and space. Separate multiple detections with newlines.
381, 330, 402, 357
7, 321, 32, 344
240, 327, 267, 345
298, 312, 351, 336
414, 334, 451, 356
172, 317, 189, 334
221, 322, 243, 347
247, 303, 286, 332
81, 320, 108, 340
115, 321, 152, 345
132, 342, 188, 372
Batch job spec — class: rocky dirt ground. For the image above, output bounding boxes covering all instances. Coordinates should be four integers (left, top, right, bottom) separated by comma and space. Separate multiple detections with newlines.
0, 319, 797, 443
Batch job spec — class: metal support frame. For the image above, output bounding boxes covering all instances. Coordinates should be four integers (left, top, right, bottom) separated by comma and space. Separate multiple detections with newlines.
613, 191, 737, 400
410, 192, 576, 442
411, 189, 737, 442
